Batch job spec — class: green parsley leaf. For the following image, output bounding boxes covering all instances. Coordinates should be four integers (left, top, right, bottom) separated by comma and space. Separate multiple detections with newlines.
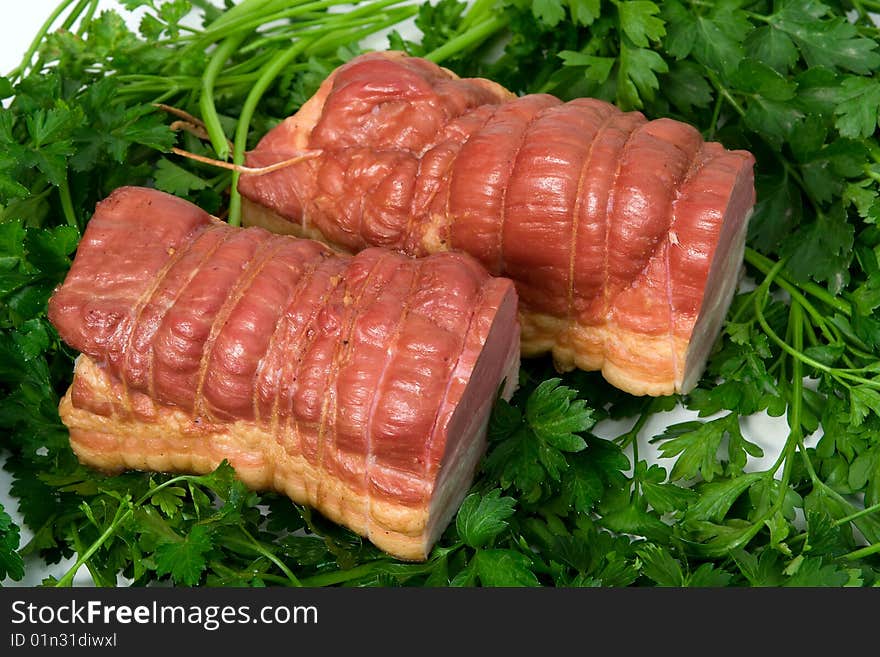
744, 26, 799, 74
653, 414, 746, 482
153, 158, 210, 196
558, 51, 615, 84
783, 556, 851, 587
768, 0, 880, 75
660, 60, 712, 114
472, 549, 540, 587
526, 378, 595, 451
833, 77, 880, 139
0, 503, 25, 582
154, 525, 214, 586
781, 205, 854, 293
531, 0, 566, 27
684, 473, 765, 525
456, 489, 517, 549
617, 1, 665, 48
617, 36, 668, 110
636, 544, 683, 586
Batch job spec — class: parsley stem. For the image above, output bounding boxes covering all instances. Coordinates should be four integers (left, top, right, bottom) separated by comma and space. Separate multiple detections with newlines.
60, 0, 91, 31
226, 3, 417, 225
843, 540, 880, 561
423, 15, 510, 64
74, 0, 99, 36
54, 473, 219, 587
733, 385, 801, 557
297, 560, 440, 586
305, 7, 420, 54
55, 498, 132, 587
744, 248, 852, 317
707, 73, 746, 118
228, 37, 310, 226
787, 494, 880, 550
788, 302, 804, 441
614, 401, 654, 449
192, 0, 358, 49
793, 433, 880, 546
707, 87, 724, 141
209, 561, 293, 586
58, 174, 78, 229
69, 524, 111, 587
236, 526, 302, 586
201, 34, 247, 160
460, 0, 497, 30
203, 0, 279, 33
754, 267, 880, 388
834, 500, 880, 529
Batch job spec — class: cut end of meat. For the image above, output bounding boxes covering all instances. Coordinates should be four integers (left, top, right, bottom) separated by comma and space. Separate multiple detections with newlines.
49, 186, 521, 561
422, 279, 520, 555
680, 153, 756, 394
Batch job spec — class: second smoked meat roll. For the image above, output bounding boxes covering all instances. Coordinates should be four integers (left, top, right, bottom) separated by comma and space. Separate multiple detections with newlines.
48, 186, 520, 561
238, 51, 756, 397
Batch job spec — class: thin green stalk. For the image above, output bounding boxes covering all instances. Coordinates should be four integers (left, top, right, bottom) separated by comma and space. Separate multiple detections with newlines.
789, 302, 804, 442
833, 500, 880, 528
226, 6, 416, 224
195, 0, 354, 46
459, 0, 498, 31
793, 433, 880, 548
707, 72, 746, 118
753, 266, 880, 388
744, 248, 851, 318
58, 174, 78, 229
201, 33, 248, 160
55, 473, 215, 587
60, 0, 91, 31
74, 0, 100, 36
423, 15, 510, 64
238, 526, 302, 586
202, 0, 282, 33
298, 560, 440, 586
843, 541, 880, 561
707, 87, 724, 141
55, 499, 132, 587
304, 10, 419, 54
189, 0, 374, 52
228, 38, 311, 226
116, 73, 270, 97
209, 561, 294, 586
615, 404, 653, 449
724, 297, 808, 561
225, 45, 279, 67
70, 524, 111, 587
745, 248, 854, 357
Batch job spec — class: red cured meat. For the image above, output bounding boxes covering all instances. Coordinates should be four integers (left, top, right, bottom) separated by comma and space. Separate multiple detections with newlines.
238, 51, 756, 396
48, 186, 520, 560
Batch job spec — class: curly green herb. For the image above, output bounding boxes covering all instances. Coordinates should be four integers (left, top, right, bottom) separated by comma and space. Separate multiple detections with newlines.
1, 0, 879, 587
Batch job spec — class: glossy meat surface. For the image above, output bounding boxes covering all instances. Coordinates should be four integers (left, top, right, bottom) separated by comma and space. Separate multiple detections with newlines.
49, 186, 520, 559
238, 51, 756, 396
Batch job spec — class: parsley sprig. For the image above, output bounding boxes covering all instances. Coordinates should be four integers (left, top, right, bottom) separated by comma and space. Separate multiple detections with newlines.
2, 0, 880, 587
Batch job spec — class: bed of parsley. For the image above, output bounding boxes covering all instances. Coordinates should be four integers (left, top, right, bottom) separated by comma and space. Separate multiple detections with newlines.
2, 0, 880, 588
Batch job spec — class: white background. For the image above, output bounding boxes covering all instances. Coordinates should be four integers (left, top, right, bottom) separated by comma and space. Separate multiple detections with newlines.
1, 1, 120, 74
0, 0, 795, 586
